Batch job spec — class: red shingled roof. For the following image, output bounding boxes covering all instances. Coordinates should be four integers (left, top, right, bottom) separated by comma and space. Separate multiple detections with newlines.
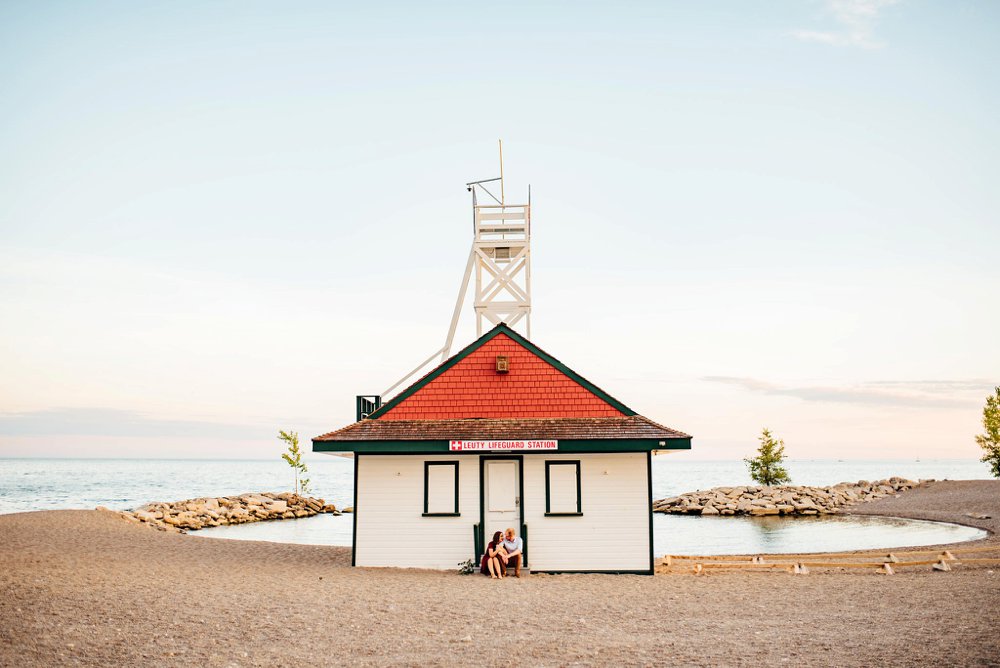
313, 324, 693, 452
375, 332, 625, 420
315, 416, 690, 442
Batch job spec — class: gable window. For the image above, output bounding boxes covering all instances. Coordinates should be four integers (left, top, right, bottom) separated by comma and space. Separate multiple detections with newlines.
545, 460, 582, 516
423, 461, 460, 516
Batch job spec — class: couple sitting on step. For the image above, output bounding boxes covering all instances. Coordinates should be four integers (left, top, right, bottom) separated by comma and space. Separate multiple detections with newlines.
480, 527, 523, 578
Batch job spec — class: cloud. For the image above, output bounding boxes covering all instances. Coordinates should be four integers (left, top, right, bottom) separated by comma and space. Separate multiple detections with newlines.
702, 376, 993, 409
0, 407, 272, 439
793, 0, 900, 48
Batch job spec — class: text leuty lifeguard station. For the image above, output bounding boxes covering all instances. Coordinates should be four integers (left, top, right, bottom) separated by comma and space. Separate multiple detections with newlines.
314, 153, 692, 574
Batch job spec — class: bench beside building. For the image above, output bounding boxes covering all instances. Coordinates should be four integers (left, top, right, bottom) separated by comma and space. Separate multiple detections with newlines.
313, 323, 692, 574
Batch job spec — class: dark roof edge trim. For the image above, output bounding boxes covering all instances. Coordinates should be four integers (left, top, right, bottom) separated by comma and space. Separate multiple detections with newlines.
366, 323, 637, 419
313, 437, 692, 454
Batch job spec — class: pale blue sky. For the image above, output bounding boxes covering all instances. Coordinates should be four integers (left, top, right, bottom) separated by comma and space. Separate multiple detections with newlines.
1, 1, 997, 460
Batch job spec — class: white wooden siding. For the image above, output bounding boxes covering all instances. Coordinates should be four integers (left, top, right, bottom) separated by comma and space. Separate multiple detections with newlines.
524, 453, 650, 572
354, 452, 650, 572
355, 455, 478, 569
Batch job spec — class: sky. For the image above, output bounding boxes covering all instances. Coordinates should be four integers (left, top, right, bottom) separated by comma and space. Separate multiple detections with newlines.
1, 1, 997, 461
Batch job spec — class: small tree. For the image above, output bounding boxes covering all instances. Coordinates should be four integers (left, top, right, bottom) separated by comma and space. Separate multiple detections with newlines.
279, 430, 310, 495
976, 386, 1000, 478
745, 427, 791, 486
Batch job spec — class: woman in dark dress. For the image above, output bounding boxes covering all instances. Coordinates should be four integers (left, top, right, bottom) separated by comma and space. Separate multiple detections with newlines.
480, 531, 509, 578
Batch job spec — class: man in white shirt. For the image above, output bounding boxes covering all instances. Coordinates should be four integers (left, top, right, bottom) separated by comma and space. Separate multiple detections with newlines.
502, 527, 523, 577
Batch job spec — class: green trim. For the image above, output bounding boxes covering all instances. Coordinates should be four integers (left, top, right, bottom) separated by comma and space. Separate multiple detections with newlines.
423, 460, 459, 515
314, 437, 691, 454
351, 454, 359, 567
365, 322, 637, 419
521, 522, 528, 569
646, 450, 654, 574
544, 460, 582, 514
473, 523, 483, 562
530, 569, 653, 576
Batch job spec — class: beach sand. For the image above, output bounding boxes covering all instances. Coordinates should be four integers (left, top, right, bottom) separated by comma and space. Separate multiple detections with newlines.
1, 480, 998, 667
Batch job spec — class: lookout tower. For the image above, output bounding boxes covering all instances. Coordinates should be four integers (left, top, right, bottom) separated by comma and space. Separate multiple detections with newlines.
466, 173, 531, 338
377, 143, 533, 404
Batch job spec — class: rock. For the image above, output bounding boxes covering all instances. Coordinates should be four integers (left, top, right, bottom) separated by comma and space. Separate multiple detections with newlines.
651, 477, 920, 518
342, 507, 354, 513
265, 500, 288, 513
701, 504, 720, 516
749, 507, 780, 516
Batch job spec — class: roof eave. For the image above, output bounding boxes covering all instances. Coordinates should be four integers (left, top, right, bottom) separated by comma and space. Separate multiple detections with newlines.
312, 437, 692, 454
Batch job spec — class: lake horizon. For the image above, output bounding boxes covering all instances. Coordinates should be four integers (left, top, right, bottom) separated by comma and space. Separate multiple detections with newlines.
1, 456, 990, 516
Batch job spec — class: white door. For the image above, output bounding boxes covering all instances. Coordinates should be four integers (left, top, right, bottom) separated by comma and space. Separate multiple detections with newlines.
484, 459, 520, 543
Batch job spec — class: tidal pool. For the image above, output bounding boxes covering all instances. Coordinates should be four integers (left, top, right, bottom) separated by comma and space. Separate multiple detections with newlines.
654, 513, 986, 556
197, 512, 354, 546
196, 512, 986, 556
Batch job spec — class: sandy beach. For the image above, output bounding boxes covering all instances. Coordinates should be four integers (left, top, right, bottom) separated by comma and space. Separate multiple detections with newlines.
2, 480, 998, 667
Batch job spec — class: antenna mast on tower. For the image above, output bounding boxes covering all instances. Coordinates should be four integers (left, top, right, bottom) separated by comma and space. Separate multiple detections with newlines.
448, 140, 532, 347
377, 142, 532, 402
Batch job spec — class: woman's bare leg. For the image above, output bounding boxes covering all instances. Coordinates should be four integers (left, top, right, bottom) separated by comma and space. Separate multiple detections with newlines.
488, 558, 497, 578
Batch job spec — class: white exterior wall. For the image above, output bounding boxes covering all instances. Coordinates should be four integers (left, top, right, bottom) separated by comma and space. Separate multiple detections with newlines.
353, 452, 651, 572
522, 452, 650, 572
355, 454, 479, 569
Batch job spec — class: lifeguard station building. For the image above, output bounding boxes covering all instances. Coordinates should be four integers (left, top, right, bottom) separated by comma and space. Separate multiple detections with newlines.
313, 323, 691, 574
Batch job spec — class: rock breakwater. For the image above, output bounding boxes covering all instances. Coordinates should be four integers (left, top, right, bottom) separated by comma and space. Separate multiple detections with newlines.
113, 492, 349, 533
653, 478, 921, 517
